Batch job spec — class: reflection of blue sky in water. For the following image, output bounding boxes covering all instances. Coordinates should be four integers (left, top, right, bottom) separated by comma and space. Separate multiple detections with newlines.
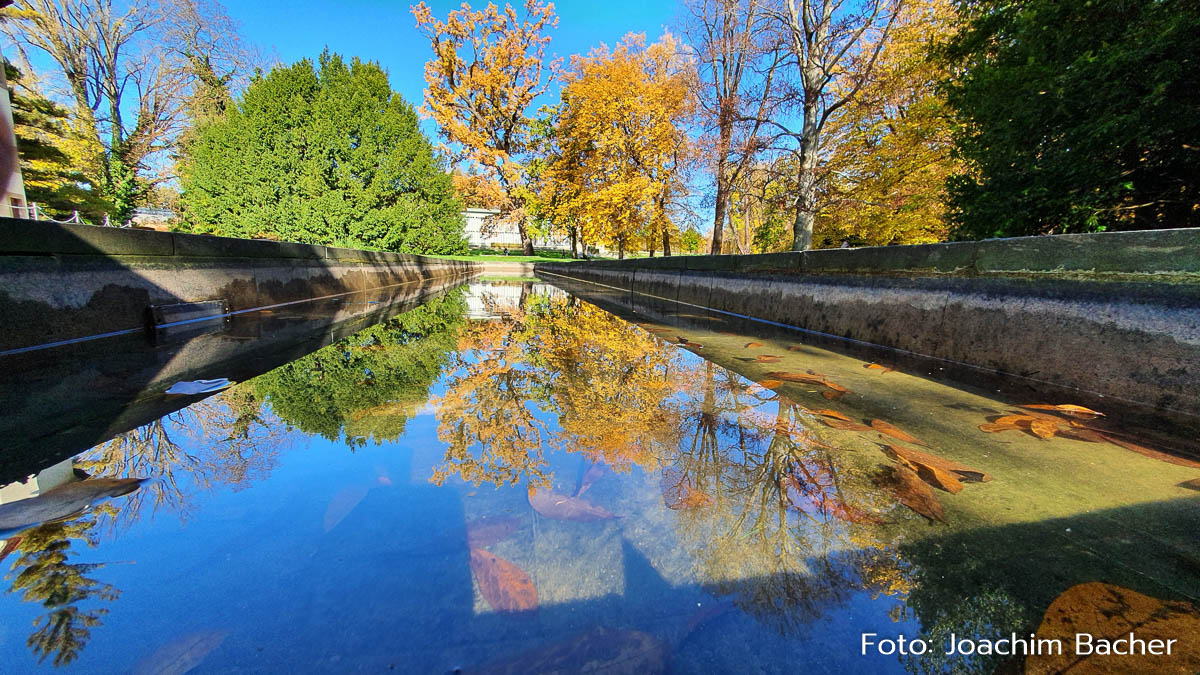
0, 280, 1196, 673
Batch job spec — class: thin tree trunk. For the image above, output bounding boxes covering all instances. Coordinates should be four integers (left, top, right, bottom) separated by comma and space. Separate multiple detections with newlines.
569, 226, 578, 258
791, 101, 821, 251
662, 226, 672, 256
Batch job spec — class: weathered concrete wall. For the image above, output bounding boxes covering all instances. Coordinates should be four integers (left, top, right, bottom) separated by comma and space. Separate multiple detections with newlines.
536, 228, 1200, 415
0, 218, 481, 352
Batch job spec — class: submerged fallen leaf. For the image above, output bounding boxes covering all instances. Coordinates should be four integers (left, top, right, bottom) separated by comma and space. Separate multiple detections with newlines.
1020, 403, 1104, 417
684, 342, 704, 350
465, 516, 521, 549
1029, 418, 1059, 439
575, 461, 605, 497
871, 419, 927, 446
469, 548, 538, 613
323, 485, 370, 533
882, 443, 991, 483
765, 371, 827, 385
786, 345, 806, 352
875, 464, 946, 523
755, 355, 782, 363
822, 418, 874, 432
757, 379, 783, 389
978, 422, 1020, 433
884, 447, 964, 494
1056, 426, 1108, 443
475, 627, 668, 674
812, 409, 852, 422
528, 488, 616, 521
1026, 582, 1200, 675
821, 390, 845, 400
0, 477, 145, 533
1098, 434, 1200, 469
134, 630, 229, 675
1179, 478, 1200, 491
864, 363, 894, 373
744, 342, 764, 348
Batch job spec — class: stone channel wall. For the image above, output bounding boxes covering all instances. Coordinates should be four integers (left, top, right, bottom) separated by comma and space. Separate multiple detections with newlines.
0, 217, 481, 352
535, 229, 1200, 415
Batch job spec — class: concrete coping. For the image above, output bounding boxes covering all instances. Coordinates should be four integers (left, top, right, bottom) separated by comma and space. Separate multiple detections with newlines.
536, 228, 1200, 281
0, 217, 482, 268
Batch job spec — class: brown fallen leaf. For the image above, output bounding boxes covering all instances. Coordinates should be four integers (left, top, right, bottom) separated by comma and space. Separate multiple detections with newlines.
1026, 582, 1200, 675
812, 409, 852, 422
1179, 478, 1200, 491
882, 443, 991, 484
875, 464, 946, 523
528, 488, 617, 521
993, 414, 1040, 427
823, 418, 874, 432
1029, 418, 1059, 439
465, 516, 521, 549
979, 422, 1021, 433
474, 627, 668, 674
787, 345, 806, 352
1056, 426, 1108, 443
766, 371, 827, 386
820, 379, 851, 393
758, 379, 783, 389
744, 342, 764, 348
1099, 434, 1200, 470
895, 455, 964, 494
864, 363, 894, 373
469, 548, 538, 613
821, 390, 846, 400
871, 419, 928, 446
755, 355, 782, 363
1020, 403, 1104, 417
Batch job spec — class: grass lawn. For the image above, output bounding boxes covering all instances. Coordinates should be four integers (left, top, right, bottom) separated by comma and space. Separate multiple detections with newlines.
428, 253, 574, 263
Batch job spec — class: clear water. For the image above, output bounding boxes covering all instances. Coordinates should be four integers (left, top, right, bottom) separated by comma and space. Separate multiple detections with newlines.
1, 279, 1198, 673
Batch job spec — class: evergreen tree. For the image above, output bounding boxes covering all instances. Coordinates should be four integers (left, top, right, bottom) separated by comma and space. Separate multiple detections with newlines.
943, 0, 1200, 238
179, 52, 467, 254
4, 61, 109, 221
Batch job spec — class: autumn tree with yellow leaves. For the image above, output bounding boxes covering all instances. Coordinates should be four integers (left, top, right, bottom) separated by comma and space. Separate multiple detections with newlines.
542, 33, 695, 258
412, 0, 559, 255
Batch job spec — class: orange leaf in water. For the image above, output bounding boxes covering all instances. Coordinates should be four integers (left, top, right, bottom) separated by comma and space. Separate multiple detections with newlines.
823, 418, 874, 431
469, 548, 538, 613
871, 419, 927, 446
993, 414, 1039, 427
1029, 418, 1059, 439
787, 345, 806, 352
864, 363, 895, 373
766, 371, 826, 385
896, 456, 964, 494
979, 422, 1021, 433
758, 379, 783, 389
875, 464, 946, 523
684, 342, 704, 349
812, 409, 852, 422
1099, 434, 1200, 469
1020, 403, 1104, 417
744, 342, 764, 348
821, 379, 850, 393
755, 355, 782, 363
1026, 582, 1200, 674
882, 443, 991, 483
1056, 427, 1108, 443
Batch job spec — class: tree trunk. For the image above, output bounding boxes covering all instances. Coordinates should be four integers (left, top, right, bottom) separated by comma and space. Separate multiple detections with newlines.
711, 167, 728, 254
662, 226, 671, 256
569, 226, 578, 258
618, 239, 625, 260
791, 101, 821, 251
711, 111, 734, 255
517, 221, 535, 256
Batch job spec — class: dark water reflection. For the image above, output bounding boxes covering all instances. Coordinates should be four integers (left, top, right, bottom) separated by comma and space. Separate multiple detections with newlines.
0, 280, 1197, 673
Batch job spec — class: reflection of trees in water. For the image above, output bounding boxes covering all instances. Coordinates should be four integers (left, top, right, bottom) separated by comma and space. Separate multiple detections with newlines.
4, 519, 119, 667
431, 294, 686, 486
252, 289, 467, 447
429, 290, 913, 632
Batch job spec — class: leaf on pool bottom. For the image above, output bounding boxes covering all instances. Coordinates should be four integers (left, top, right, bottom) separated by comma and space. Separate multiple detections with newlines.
1026, 582, 1200, 675
765, 371, 826, 385
757, 379, 783, 389
1179, 478, 1200, 491
811, 408, 852, 422
469, 548, 538, 613
864, 363, 895, 373
874, 464, 947, 524
527, 488, 617, 521
1020, 403, 1104, 417
323, 485, 371, 533
881, 443, 991, 483
821, 390, 845, 400
787, 345, 806, 352
133, 630, 229, 675
474, 627, 668, 674
744, 342, 764, 348
662, 468, 714, 510
823, 417, 874, 432
870, 419, 928, 446
465, 516, 521, 549
1029, 418, 1059, 439
575, 461, 605, 497
755, 355, 782, 363
881, 445, 965, 494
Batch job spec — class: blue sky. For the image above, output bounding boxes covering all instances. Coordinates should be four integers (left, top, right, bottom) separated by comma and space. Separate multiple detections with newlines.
229, 1, 682, 114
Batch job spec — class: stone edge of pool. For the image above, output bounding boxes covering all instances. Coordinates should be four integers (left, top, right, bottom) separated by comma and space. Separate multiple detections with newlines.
533, 228, 1200, 416
0, 217, 484, 353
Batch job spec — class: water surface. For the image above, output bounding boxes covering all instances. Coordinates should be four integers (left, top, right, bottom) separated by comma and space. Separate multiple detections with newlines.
1, 278, 1197, 673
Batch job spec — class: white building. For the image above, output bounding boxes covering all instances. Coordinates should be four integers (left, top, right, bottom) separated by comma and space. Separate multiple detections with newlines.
0, 47, 28, 219
461, 207, 571, 252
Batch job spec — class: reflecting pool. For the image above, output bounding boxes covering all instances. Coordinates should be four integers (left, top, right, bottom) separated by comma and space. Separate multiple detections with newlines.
0, 278, 1197, 673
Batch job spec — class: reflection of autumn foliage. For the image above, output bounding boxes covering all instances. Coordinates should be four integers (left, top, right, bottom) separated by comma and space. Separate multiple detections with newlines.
432, 293, 687, 487
4, 519, 118, 667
